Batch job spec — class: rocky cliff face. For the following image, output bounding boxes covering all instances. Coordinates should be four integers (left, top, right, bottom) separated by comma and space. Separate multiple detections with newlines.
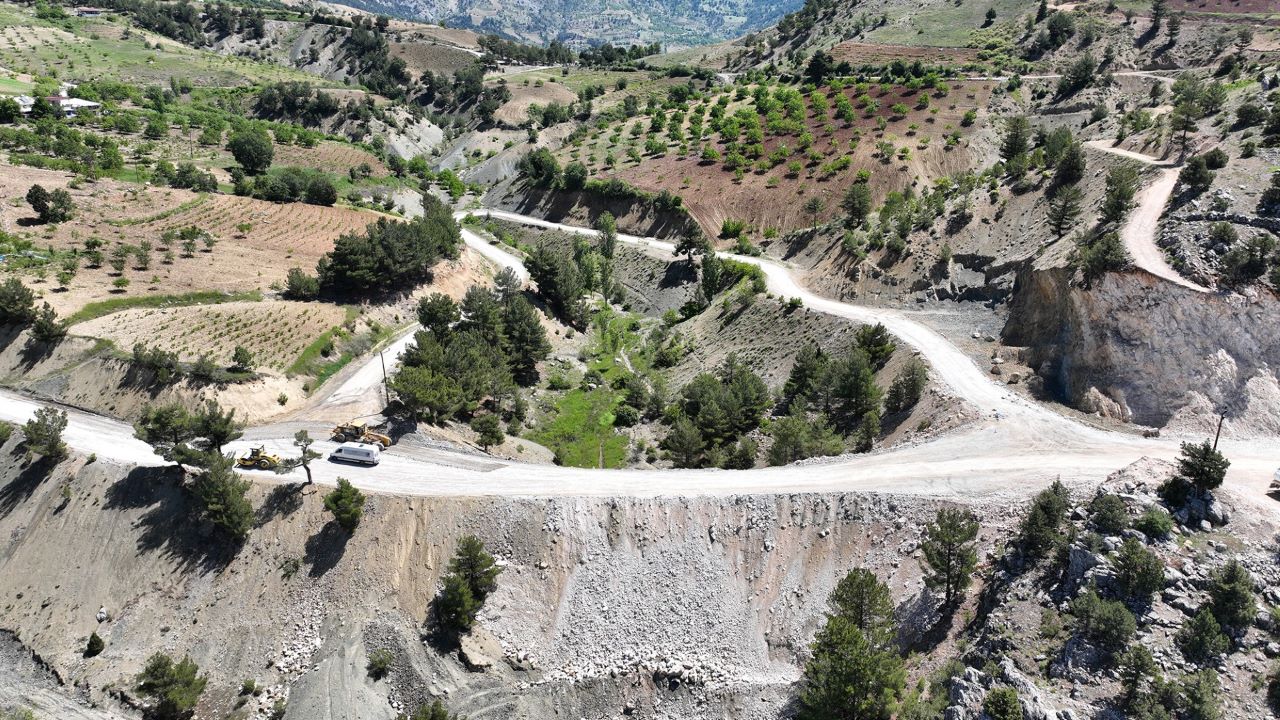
1003, 269, 1280, 435
0, 444, 1018, 720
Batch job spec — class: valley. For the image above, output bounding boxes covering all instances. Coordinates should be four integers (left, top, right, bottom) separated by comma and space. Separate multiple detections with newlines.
0, 0, 1279, 719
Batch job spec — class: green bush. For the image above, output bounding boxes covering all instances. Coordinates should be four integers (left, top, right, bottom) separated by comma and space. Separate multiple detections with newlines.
1112, 537, 1164, 603
1071, 586, 1136, 663
982, 687, 1021, 720
324, 478, 366, 532
1134, 507, 1173, 539
1176, 608, 1229, 663
85, 632, 104, 658
135, 653, 207, 720
1089, 493, 1129, 534
367, 648, 394, 679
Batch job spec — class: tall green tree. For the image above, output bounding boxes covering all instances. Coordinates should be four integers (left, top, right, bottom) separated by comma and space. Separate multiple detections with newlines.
190, 454, 254, 541
921, 507, 980, 608
1048, 186, 1084, 238
1101, 163, 1140, 225
417, 293, 459, 340
437, 535, 501, 635
799, 569, 904, 720
135, 403, 197, 465
502, 294, 551, 382
226, 128, 274, 175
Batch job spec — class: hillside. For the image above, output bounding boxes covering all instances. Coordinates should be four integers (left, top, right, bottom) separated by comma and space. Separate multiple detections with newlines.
325, 0, 803, 49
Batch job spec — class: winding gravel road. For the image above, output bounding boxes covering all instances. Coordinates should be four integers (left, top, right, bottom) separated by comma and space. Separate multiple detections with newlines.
2, 205, 1277, 505
1084, 140, 1210, 293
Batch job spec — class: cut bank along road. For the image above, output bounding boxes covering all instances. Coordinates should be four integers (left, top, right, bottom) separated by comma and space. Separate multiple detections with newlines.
1, 209, 1275, 504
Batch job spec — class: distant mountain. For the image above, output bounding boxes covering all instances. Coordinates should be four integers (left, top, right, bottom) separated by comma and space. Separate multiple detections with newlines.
330, 0, 801, 49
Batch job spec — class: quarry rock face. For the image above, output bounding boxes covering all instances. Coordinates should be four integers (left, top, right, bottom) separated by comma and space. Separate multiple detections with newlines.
1004, 268, 1280, 433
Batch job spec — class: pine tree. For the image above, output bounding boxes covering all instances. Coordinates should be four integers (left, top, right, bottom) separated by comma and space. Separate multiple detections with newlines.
921, 507, 980, 608
799, 569, 904, 720
1101, 164, 1141, 225
324, 478, 366, 532
276, 429, 322, 484
417, 293, 460, 340
663, 416, 705, 468
1048, 186, 1084, 238
470, 414, 504, 451
1176, 440, 1230, 492
190, 454, 254, 541
436, 536, 501, 635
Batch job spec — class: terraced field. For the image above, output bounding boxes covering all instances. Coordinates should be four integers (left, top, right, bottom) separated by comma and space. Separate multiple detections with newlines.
73, 300, 349, 370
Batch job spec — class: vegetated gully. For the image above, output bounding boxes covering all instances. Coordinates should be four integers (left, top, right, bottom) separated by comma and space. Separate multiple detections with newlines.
0, 204, 1276, 505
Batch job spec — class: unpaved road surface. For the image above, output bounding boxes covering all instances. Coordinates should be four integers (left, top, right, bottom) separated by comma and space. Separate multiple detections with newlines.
3, 208, 1277, 508
1084, 140, 1210, 293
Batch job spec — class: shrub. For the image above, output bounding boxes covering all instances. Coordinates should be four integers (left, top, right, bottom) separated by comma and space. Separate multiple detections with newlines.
135, 653, 207, 720
85, 632, 104, 657
1019, 480, 1070, 560
1202, 148, 1228, 170
720, 218, 747, 239
1089, 493, 1129, 534
23, 407, 67, 460
367, 648, 394, 679
982, 687, 1021, 720
0, 277, 37, 326
324, 478, 366, 532
283, 268, 319, 300
1134, 506, 1173, 539
1208, 559, 1256, 631
1112, 537, 1164, 603
1178, 157, 1214, 194
1176, 607, 1229, 663
1070, 585, 1136, 662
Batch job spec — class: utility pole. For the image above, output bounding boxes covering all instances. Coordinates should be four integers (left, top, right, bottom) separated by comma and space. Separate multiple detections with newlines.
1212, 412, 1225, 451
379, 350, 389, 406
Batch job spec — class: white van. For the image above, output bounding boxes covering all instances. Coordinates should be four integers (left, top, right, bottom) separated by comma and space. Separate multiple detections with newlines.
329, 442, 381, 466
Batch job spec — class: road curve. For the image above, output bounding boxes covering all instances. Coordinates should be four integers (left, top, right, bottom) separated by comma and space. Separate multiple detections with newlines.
1, 207, 1275, 504
1084, 140, 1210, 293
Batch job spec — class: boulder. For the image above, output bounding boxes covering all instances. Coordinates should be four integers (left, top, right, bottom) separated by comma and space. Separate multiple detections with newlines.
459, 627, 503, 672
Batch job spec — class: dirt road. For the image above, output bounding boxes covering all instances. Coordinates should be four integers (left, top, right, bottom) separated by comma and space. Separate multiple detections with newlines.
1084, 140, 1210, 293
4, 207, 1276, 506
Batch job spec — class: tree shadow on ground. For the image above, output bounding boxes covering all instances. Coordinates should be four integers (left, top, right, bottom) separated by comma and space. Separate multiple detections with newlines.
658, 260, 696, 289
0, 453, 56, 518
256, 482, 309, 527
899, 590, 957, 654
303, 520, 350, 577
103, 465, 236, 575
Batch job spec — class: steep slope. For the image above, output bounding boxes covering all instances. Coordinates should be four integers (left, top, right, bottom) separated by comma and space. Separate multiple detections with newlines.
327, 0, 803, 49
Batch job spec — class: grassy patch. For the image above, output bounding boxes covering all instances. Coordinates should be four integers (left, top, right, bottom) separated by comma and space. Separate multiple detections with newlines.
65, 290, 261, 326
527, 307, 651, 469
286, 307, 397, 392
530, 387, 629, 468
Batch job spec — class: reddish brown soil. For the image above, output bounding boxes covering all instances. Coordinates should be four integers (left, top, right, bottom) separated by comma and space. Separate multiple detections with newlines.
582, 80, 993, 240
830, 42, 982, 67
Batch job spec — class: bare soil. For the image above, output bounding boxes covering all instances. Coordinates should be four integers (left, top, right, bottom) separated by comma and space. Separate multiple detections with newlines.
830, 41, 981, 66
72, 300, 349, 370
0, 167, 385, 316
573, 80, 993, 239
